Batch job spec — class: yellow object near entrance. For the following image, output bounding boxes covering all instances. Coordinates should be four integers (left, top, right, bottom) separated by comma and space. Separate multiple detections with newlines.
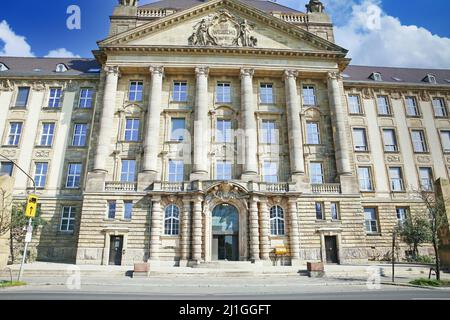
274, 246, 288, 256
25, 195, 38, 218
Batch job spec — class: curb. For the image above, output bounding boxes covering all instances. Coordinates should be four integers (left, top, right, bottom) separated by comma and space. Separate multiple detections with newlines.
381, 281, 450, 291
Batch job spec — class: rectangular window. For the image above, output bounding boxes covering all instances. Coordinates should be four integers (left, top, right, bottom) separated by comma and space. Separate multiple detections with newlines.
383, 129, 398, 152
121, 160, 136, 183
353, 128, 368, 151
15, 87, 30, 107
128, 81, 143, 102
124, 119, 140, 142
263, 161, 278, 183
0, 162, 13, 176
168, 160, 184, 182
377, 96, 390, 115
419, 167, 433, 191
108, 201, 116, 219
405, 97, 419, 116
310, 162, 324, 184
302, 86, 316, 106
172, 81, 188, 102
216, 161, 232, 180
48, 88, 62, 108
34, 162, 48, 188
60, 206, 76, 232
66, 163, 82, 188
315, 202, 324, 220
78, 88, 93, 109
364, 208, 379, 233
441, 131, 450, 153
432, 98, 447, 117
306, 122, 320, 145
260, 83, 274, 104
358, 167, 373, 191
7, 122, 22, 146
72, 124, 87, 147
39, 123, 55, 146
216, 119, 232, 143
330, 202, 340, 220
124, 201, 133, 220
411, 130, 427, 153
348, 95, 362, 114
170, 118, 186, 141
216, 82, 231, 103
396, 207, 409, 227
261, 120, 277, 144
389, 167, 404, 192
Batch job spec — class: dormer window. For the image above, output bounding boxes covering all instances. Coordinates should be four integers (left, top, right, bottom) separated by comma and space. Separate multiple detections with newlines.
0, 63, 9, 71
56, 64, 68, 73
370, 72, 382, 82
423, 74, 437, 84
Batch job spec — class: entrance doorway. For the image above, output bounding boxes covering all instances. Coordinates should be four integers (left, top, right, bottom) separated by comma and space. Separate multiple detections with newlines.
109, 236, 123, 266
325, 236, 339, 264
211, 204, 239, 261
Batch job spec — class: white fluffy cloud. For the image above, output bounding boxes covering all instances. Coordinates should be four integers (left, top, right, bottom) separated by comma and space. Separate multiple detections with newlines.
0, 20, 34, 57
45, 48, 81, 58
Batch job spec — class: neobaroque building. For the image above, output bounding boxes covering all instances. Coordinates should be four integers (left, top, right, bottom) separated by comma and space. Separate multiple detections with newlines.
0, 0, 449, 267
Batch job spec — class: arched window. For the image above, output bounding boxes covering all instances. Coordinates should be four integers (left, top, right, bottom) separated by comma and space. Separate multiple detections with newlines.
164, 204, 180, 236
270, 206, 285, 236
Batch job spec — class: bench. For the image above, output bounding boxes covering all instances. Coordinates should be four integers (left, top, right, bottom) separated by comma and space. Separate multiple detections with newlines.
133, 263, 150, 278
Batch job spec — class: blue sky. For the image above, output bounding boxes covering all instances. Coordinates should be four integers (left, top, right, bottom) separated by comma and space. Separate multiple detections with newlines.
0, 0, 449, 68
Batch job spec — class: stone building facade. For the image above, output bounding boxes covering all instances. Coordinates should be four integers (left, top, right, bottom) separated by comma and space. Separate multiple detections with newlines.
0, 0, 449, 267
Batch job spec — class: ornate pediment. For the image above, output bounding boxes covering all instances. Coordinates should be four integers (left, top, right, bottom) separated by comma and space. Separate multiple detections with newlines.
205, 182, 249, 203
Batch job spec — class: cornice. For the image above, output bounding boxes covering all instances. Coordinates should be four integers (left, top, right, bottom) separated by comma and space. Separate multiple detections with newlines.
343, 80, 450, 91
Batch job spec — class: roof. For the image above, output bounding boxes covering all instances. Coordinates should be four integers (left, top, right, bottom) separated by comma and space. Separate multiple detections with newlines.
139, 0, 302, 14
343, 65, 450, 86
0, 57, 101, 77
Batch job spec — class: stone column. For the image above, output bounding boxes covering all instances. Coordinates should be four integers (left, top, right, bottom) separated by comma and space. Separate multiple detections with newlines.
240, 68, 258, 180
284, 70, 305, 179
149, 196, 163, 265
249, 196, 260, 262
288, 199, 301, 265
93, 66, 120, 172
191, 196, 203, 263
191, 67, 209, 180
259, 199, 270, 261
180, 198, 191, 266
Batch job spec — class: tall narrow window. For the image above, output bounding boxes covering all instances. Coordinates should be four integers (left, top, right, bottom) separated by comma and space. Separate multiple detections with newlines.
124, 119, 140, 142
15, 87, 30, 107
72, 124, 87, 147
396, 207, 409, 227
419, 167, 433, 191
216, 119, 232, 143
364, 208, 379, 233
66, 163, 82, 188
48, 88, 62, 108
306, 122, 320, 145
389, 167, 404, 192
358, 167, 373, 191
348, 95, 362, 114
377, 96, 390, 115
433, 98, 447, 117
302, 86, 316, 106
383, 129, 398, 152
108, 201, 116, 219
78, 88, 93, 109
0, 162, 13, 176
124, 201, 133, 220
260, 83, 274, 104
405, 97, 419, 116
170, 118, 186, 141
216, 82, 231, 103
60, 207, 76, 232
164, 205, 180, 236
128, 81, 143, 102
270, 206, 285, 236
168, 160, 184, 182
411, 130, 427, 153
330, 202, 340, 220
440, 131, 450, 153
310, 162, 324, 184
261, 120, 277, 144
263, 161, 278, 183
121, 160, 136, 183
353, 128, 368, 151
7, 122, 22, 146
39, 123, 55, 146
216, 161, 232, 180
172, 81, 188, 102
34, 162, 48, 188
315, 202, 324, 220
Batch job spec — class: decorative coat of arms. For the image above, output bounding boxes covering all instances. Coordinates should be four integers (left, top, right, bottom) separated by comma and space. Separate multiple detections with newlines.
188, 10, 257, 47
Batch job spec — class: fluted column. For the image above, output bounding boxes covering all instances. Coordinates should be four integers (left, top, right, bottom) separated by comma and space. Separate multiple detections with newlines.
149, 196, 163, 261
192, 196, 203, 262
94, 66, 120, 172
328, 72, 352, 175
180, 198, 191, 263
288, 199, 300, 262
259, 199, 270, 260
249, 196, 260, 262
192, 67, 209, 179
143, 66, 164, 173
240, 68, 258, 179
284, 70, 305, 176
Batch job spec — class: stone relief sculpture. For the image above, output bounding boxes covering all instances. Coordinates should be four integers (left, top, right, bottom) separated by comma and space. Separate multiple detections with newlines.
306, 0, 325, 13
119, 0, 137, 6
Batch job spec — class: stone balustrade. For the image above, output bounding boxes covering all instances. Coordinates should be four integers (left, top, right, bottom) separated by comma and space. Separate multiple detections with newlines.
137, 9, 174, 18
105, 181, 137, 192
311, 183, 341, 194
274, 13, 309, 24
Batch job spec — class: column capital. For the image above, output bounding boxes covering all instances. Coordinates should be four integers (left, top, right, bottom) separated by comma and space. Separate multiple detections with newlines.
327, 71, 342, 81
240, 68, 254, 78
149, 66, 164, 75
284, 69, 298, 80
195, 66, 210, 76
104, 65, 120, 77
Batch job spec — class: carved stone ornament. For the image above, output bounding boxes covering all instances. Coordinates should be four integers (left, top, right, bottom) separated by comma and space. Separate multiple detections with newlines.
1, 149, 16, 158
119, 0, 137, 7
65, 80, 78, 92
390, 91, 402, 100
35, 150, 51, 158
306, 0, 325, 13
327, 72, 342, 81
417, 155, 431, 164
205, 182, 249, 203
32, 81, 46, 92
0, 79, 14, 91
419, 90, 431, 102
386, 155, 401, 163
188, 10, 257, 47
356, 155, 371, 163
361, 88, 374, 99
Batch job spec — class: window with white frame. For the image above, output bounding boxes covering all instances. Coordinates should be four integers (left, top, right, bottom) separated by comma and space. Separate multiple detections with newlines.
121, 159, 136, 183
331, 202, 340, 220
216, 161, 232, 180
39, 123, 55, 146
108, 201, 116, 219
260, 83, 274, 104
128, 81, 143, 102
315, 202, 324, 220
170, 118, 186, 141
72, 124, 87, 147
348, 95, 362, 114
405, 97, 419, 116
34, 162, 48, 188
216, 119, 232, 143
441, 131, 450, 153
383, 129, 398, 152
309, 162, 324, 184
389, 167, 404, 192
15, 87, 30, 107
168, 160, 184, 182
377, 95, 390, 115
433, 98, 447, 117
270, 206, 285, 236
353, 128, 368, 151
164, 204, 180, 236
263, 161, 278, 183
48, 88, 62, 108
172, 81, 188, 102
66, 163, 82, 188
0, 162, 13, 176
306, 122, 320, 145
60, 207, 76, 232
216, 82, 231, 103
124, 201, 133, 220
396, 207, 409, 227
124, 119, 140, 142
7, 122, 22, 146
364, 208, 379, 233
419, 167, 433, 191
411, 130, 427, 153
302, 85, 316, 106
358, 167, 374, 191
261, 120, 277, 144
78, 88, 93, 108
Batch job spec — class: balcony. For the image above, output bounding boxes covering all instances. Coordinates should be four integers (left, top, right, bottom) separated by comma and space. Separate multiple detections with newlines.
105, 181, 137, 192
311, 184, 341, 194
259, 183, 290, 193
272, 13, 309, 24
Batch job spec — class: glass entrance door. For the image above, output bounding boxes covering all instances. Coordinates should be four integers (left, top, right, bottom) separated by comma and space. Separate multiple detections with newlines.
212, 204, 239, 261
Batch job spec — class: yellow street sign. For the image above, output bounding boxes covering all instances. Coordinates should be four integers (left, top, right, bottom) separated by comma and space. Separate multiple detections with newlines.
25, 194, 39, 218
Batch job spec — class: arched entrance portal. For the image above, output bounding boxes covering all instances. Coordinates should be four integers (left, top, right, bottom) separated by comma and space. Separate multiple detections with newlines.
211, 204, 239, 261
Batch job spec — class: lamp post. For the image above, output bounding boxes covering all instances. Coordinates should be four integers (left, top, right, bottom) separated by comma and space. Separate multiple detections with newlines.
0, 154, 36, 281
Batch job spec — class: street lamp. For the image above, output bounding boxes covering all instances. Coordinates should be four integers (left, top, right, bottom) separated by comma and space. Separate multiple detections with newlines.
0, 153, 36, 281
